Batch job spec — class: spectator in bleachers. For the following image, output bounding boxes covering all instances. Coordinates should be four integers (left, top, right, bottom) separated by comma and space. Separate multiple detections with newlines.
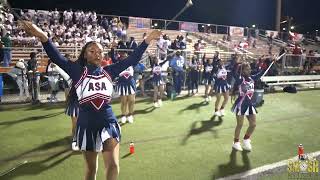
194, 39, 205, 60
222, 35, 226, 42
142, 32, 147, 40
255, 29, 259, 38
1, 31, 12, 67
252, 39, 256, 48
52, 8, 60, 24
171, 39, 179, 50
178, 35, 186, 56
127, 37, 138, 51
101, 53, 113, 67
157, 34, 170, 60
0, 40, 3, 64
110, 36, 118, 48
8, 60, 30, 100
267, 32, 273, 45
227, 34, 231, 42
90, 11, 97, 25
101, 16, 109, 31
111, 17, 119, 34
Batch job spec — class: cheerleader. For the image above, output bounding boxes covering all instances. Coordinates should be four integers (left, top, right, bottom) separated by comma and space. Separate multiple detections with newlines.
112, 49, 136, 124
202, 54, 213, 102
21, 20, 161, 180
231, 62, 266, 152
213, 60, 230, 116
151, 56, 168, 107
187, 56, 200, 95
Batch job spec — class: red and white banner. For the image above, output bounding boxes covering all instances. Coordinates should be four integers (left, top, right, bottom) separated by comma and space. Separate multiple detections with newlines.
179, 22, 198, 32
229, 26, 244, 36
128, 17, 151, 29
266, 30, 279, 38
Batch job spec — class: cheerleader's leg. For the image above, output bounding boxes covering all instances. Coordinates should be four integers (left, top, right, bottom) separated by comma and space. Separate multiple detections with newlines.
215, 93, 222, 112
128, 94, 136, 116
221, 91, 230, 110
83, 151, 99, 180
159, 84, 164, 100
153, 84, 159, 103
120, 96, 128, 117
102, 138, 120, 180
234, 115, 245, 142
245, 114, 257, 139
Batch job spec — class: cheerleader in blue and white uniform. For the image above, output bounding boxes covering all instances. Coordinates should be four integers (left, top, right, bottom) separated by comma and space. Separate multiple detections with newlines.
231, 62, 266, 152
213, 60, 231, 116
21, 21, 161, 180
202, 54, 214, 102
151, 56, 168, 107
112, 49, 136, 124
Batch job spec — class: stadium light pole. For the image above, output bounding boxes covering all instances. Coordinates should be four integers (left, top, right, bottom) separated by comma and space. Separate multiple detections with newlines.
316, 30, 318, 37
165, 0, 193, 28
275, 0, 281, 32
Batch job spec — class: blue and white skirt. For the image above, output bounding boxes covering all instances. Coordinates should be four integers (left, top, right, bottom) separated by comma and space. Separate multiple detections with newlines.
203, 78, 213, 86
116, 83, 136, 96
75, 122, 121, 152
65, 101, 79, 118
214, 84, 231, 94
231, 100, 258, 116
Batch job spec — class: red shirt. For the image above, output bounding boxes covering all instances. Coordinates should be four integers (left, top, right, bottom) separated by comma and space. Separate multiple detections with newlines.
101, 58, 113, 67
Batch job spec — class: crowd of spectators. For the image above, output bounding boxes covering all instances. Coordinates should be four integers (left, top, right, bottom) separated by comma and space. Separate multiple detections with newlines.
1, 9, 127, 48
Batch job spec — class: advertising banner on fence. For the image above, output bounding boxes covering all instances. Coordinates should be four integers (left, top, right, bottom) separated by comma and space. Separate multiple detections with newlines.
266, 30, 279, 38
129, 17, 151, 29
179, 22, 198, 32
229, 26, 244, 36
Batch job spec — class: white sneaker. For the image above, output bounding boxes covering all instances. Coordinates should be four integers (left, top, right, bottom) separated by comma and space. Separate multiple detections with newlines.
158, 99, 163, 107
220, 109, 225, 116
154, 102, 159, 108
232, 142, 243, 151
127, 115, 134, 123
205, 97, 209, 102
208, 96, 212, 101
121, 116, 127, 124
214, 111, 222, 117
71, 141, 79, 151
243, 139, 252, 151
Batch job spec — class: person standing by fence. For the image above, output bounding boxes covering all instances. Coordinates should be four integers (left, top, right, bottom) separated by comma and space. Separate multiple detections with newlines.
1, 32, 12, 67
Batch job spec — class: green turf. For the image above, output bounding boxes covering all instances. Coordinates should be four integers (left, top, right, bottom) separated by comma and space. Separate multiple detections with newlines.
0, 90, 320, 180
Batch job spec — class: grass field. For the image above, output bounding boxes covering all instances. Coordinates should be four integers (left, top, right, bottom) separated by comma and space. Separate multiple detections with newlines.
0, 90, 320, 180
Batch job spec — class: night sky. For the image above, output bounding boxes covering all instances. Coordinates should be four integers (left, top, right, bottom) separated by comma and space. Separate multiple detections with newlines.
9, 0, 320, 33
